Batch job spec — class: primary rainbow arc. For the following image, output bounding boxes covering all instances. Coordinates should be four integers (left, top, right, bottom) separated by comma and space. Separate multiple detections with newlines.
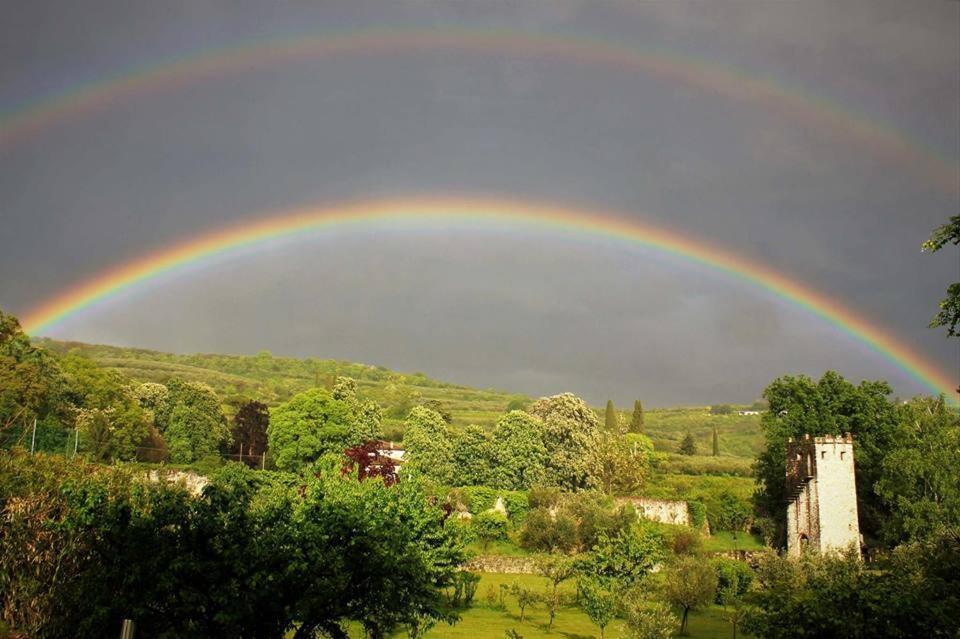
20, 196, 957, 400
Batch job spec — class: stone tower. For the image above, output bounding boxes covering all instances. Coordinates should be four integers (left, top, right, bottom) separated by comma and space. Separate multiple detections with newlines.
785, 433, 860, 557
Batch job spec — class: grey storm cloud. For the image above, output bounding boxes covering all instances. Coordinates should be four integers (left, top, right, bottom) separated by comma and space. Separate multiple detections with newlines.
0, 0, 957, 405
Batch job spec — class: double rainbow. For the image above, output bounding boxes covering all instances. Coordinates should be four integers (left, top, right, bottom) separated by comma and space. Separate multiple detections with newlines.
20, 197, 958, 400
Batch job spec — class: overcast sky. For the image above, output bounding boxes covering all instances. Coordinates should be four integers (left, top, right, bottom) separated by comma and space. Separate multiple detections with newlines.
1, 0, 957, 406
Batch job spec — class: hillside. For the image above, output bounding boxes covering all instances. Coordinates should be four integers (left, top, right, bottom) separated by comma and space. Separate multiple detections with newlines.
37, 338, 764, 458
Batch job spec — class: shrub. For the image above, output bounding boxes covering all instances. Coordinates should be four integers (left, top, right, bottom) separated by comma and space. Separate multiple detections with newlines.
712, 558, 753, 605
501, 491, 530, 521
687, 500, 707, 529
670, 528, 703, 556
461, 485, 499, 513
527, 485, 561, 509
472, 510, 509, 551
519, 507, 579, 553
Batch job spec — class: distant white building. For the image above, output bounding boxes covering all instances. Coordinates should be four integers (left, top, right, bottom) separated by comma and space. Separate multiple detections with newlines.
737, 410, 762, 416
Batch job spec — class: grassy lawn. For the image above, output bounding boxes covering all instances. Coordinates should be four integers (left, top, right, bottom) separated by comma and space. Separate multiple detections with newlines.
702, 531, 765, 552
412, 573, 746, 639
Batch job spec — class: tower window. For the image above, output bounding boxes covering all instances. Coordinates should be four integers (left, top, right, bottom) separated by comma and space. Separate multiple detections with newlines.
840, 451, 846, 460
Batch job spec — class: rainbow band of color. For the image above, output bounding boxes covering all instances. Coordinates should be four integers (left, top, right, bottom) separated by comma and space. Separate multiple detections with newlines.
20, 197, 957, 400
1, 28, 957, 194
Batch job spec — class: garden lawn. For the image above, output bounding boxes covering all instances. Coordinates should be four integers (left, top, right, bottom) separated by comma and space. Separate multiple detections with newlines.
403, 573, 750, 639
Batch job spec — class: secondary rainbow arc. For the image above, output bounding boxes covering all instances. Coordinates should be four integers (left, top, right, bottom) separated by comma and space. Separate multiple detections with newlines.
1, 27, 957, 193
19, 196, 958, 400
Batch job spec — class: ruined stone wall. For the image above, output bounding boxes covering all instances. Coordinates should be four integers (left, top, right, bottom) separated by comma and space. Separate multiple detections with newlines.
616, 497, 691, 526
464, 556, 537, 574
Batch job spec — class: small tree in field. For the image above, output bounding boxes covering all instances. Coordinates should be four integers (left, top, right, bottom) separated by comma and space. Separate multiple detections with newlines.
678, 432, 697, 456
712, 426, 719, 456
623, 599, 677, 639
510, 584, 539, 622
664, 556, 718, 635
579, 578, 617, 639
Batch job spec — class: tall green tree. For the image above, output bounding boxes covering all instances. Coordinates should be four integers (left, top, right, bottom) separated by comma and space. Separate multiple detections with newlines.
923, 215, 960, 338
754, 371, 899, 547
0, 309, 66, 440
588, 432, 652, 495
629, 399, 645, 434
230, 399, 269, 460
402, 406, 454, 485
579, 578, 616, 639
712, 426, 720, 456
59, 355, 148, 461
267, 388, 356, 471
604, 400, 619, 433
875, 396, 960, 545
452, 424, 493, 486
529, 393, 601, 490
490, 410, 548, 490
663, 555, 718, 635
679, 432, 697, 455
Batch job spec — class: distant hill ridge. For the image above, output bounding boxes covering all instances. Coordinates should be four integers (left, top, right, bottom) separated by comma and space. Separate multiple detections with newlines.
36, 338, 764, 458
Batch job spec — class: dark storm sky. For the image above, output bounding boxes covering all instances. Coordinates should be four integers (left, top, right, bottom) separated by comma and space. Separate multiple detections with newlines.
1, 0, 958, 406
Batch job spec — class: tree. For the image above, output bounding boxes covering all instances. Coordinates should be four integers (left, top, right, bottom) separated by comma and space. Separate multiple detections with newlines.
529, 393, 601, 490
536, 554, 576, 597
714, 492, 750, 538
621, 598, 677, 639
472, 510, 508, 552
712, 558, 753, 605
509, 584, 539, 623
343, 440, 399, 486
712, 426, 719, 456
874, 396, 960, 544
604, 400, 619, 433
519, 508, 579, 554
679, 432, 697, 456
402, 406, 454, 485
332, 376, 383, 443
421, 399, 453, 424
452, 424, 492, 486
165, 403, 223, 463
383, 379, 421, 418
923, 215, 960, 337
60, 355, 146, 461
629, 399, 645, 434
582, 524, 665, 586
588, 431, 652, 495
753, 371, 899, 547
231, 399, 269, 462
490, 410, 548, 490
267, 388, 357, 471
663, 556, 718, 635
0, 309, 67, 442
579, 578, 616, 639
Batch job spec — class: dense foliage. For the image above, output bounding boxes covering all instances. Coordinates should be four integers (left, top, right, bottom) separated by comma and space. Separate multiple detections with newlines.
744, 531, 960, 639
0, 451, 463, 638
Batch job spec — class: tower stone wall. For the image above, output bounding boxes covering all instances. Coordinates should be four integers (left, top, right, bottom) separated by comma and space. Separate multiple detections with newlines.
785, 433, 860, 557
